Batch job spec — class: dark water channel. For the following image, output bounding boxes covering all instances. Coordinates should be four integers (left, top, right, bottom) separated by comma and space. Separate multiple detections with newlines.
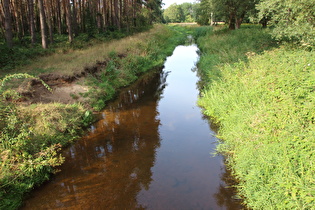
23, 45, 243, 209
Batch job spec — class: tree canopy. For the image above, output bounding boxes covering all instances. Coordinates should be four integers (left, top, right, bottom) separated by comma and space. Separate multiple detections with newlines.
163, 3, 198, 23
196, 0, 258, 29
257, 0, 315, 46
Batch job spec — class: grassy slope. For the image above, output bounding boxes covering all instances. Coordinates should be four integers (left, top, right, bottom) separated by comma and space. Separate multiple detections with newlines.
0, 24, 188, 209
197, 26, 315, 209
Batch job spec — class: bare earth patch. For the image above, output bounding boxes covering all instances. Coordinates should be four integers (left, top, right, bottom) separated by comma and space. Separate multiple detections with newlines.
17, 75, 89, 106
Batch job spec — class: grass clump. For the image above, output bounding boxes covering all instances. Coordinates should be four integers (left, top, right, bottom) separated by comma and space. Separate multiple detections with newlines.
197, 26, 315, 209
0, 102, 89, 209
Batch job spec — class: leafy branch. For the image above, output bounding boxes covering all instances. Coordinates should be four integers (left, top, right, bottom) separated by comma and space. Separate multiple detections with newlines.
0, 73, 52, 93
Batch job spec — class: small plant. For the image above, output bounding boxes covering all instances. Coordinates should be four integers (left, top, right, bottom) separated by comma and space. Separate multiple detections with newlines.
0, 73, 51, 94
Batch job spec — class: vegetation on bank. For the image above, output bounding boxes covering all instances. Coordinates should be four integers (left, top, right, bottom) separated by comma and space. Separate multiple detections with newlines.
0, 24, 187, 209
196, 25, 315, 209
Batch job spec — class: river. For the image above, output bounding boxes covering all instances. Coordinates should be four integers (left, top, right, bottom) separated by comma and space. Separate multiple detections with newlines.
22, 44, 243, 209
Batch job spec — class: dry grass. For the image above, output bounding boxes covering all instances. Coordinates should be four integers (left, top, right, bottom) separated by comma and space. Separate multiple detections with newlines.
14, 25, 168, 76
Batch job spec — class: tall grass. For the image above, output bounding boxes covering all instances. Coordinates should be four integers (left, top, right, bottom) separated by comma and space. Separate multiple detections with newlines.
197, 26, 315, 209
196, 25, 277, 86
0, 102, 89, 209
3, 24, 185, 77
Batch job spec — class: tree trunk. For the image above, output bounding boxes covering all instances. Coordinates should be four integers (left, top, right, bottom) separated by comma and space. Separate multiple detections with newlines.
38, 0, 48, 48
102, 0, 107, 30
81, 0, 86, 32
13, 0, 23, 40
235, 12, 245, 29
65, 0, 73, 43
46, 0, 54, 43
4, 0, 13, 48
235, 18, 242, 29
72, 0, 79, 35
28, 0, 36, 45
260, 16, 268, 28
56, 0, 62, 34
228, 12, 236, 30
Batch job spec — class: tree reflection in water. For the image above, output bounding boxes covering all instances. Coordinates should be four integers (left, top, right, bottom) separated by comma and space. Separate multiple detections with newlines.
23, 46, 244, 210
23, 68, 167, 209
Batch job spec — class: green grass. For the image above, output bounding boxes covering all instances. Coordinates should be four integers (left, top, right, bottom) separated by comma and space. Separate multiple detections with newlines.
0, 102, 89, 209
196, 25, 277, 86
0, 26, 151, 74
197, 26, 315, 209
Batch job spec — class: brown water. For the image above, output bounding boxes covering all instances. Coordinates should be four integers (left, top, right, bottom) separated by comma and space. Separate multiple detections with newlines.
22, 45, 243, 209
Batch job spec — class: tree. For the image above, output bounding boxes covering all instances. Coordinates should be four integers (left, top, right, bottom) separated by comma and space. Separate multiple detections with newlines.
3, 0, 13, 48
38, 0, 48, 48
257, 0, 315, 46
197, 0, 258, 29
27, 0, 36, 45
163, 3, 184, 23
1, 0, 163, 49
195, 0, 212, 25
65, 0, 73, 43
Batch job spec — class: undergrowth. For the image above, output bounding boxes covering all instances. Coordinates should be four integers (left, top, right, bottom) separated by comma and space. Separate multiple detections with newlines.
197, 25, 315, 209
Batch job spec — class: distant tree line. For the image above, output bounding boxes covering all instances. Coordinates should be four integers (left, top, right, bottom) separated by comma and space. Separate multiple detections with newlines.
0, 0, 163, 48
163, 0, 315, 46
163, 3, 198, 23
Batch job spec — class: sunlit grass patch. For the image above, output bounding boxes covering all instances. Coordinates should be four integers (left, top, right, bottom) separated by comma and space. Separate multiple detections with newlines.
198, 46, 315, 209
9, 24, 178, 77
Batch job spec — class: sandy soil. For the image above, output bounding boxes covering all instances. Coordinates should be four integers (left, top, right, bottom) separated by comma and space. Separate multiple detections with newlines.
17, 74, 90, 106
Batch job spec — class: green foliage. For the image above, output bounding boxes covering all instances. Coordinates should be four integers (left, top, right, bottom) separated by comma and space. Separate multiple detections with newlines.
197, 26, 315, 209
196, 0, 259, 26
0, 73, 51, 93
163, 3, 185, 23
0, 102, 89, 209
257, 0, 315, 46
163, 3, 199, 23
0, 44, 53, 72
0, 75, 91, 208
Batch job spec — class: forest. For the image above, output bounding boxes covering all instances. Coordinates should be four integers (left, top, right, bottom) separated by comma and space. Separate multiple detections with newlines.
1, 0, 162, 48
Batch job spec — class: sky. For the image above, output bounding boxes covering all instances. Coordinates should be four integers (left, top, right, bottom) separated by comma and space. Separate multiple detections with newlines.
162, 0, 197, 9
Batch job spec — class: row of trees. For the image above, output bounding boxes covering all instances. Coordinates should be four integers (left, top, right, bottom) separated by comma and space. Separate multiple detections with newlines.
163, 0, 315, 45
197, 0, 315, 44
0, 0, 163, 48
163, 3, 198, 23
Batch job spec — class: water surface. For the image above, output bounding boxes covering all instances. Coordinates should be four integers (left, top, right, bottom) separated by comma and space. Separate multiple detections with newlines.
23, 45, 242, 209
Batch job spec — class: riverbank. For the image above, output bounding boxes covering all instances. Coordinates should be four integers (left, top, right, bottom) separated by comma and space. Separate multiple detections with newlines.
0, 24, 188, 209
196, 25, 315, 209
